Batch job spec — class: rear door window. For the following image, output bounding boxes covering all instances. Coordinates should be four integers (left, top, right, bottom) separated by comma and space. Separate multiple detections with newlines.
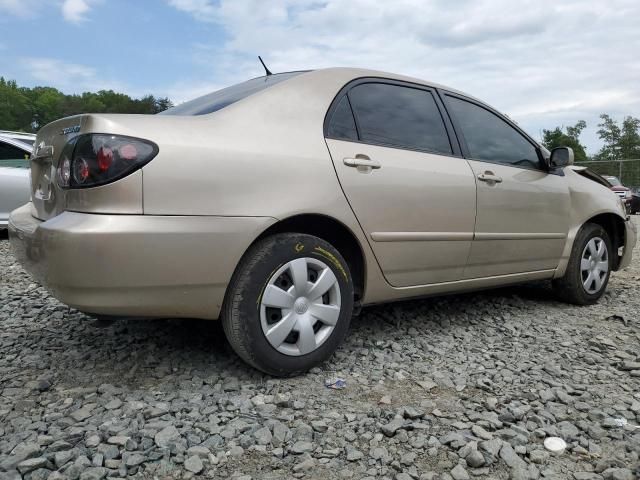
446, 96, 540, 169
347, 83, 452, 155
326, 96, 358, 141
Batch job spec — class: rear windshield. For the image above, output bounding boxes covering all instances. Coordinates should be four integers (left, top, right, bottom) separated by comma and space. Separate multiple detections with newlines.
161, 72, 305, 116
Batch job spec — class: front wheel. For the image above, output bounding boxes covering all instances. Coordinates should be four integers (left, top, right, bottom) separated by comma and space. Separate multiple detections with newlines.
222, 233, 354, 376
553, 223, 612, 305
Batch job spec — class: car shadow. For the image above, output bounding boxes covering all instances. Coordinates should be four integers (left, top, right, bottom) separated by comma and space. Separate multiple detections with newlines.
28, 281, 559, 392
352, 280, 558, 327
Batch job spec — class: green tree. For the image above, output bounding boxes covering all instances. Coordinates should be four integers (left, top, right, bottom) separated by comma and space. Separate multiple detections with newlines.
541, 120, 588, 163
0, 78, 173, 132
29, 87, 66, 130
596, 114, 640, 160
0, 78, 32, 131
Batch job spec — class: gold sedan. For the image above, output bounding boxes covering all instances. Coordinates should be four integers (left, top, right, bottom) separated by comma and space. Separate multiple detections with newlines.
9, 68, 636, 375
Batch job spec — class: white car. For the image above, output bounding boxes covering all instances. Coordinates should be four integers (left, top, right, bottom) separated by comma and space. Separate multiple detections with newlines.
0, 134, 33, 229
0, 130, 36, 146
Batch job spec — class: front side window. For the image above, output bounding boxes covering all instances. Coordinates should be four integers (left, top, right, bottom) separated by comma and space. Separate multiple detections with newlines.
347, 83, 452, 154
0, 142, 29, 168
446, 96, 540, 169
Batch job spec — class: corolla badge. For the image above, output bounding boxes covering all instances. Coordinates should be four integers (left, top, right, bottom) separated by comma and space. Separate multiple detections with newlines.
60, 125, 81, 135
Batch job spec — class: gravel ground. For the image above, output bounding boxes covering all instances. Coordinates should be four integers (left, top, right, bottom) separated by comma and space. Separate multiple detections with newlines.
0, 219, 639, 480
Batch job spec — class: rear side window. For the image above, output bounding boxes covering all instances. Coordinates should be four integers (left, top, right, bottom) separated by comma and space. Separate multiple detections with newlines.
446, 96, 540, 169
327, 96, 358, 141
348, 83, 452, 154
162, 72, 304, 116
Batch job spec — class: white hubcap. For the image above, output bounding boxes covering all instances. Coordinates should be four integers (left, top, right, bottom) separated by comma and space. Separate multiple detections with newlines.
259, 257, 341, 356
580, 237, 609, 294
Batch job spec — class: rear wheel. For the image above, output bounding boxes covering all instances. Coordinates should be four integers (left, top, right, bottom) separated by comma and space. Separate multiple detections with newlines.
553, 223, 612, 305
222, 233, 354, 376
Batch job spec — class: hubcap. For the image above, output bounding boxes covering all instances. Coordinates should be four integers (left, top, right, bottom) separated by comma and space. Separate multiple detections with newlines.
580, 237, 609, 294
259, 257, 341, 356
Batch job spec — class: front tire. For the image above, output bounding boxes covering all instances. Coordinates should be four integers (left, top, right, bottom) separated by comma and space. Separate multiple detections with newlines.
222, 233, 354, 376
553, 223, 612, 305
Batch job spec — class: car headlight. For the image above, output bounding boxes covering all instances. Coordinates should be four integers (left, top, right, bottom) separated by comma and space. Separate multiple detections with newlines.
625, 190, 632, 199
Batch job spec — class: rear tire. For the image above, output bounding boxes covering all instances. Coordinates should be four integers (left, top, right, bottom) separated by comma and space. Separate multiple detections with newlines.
553, 223, 612, 305
222, 233, 354, 376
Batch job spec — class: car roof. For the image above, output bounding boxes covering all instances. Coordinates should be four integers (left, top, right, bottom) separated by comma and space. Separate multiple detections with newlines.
307, 67, 480, 100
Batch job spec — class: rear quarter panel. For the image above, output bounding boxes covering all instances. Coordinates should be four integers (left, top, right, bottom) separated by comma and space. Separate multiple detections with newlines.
137, 70, 394, 305
140, 71, 353, 219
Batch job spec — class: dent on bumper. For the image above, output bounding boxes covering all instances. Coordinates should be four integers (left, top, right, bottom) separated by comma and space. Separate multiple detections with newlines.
9, 203, 276, 319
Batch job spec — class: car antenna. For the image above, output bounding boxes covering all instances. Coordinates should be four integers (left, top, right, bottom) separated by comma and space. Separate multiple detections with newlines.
258, 56, 273, 76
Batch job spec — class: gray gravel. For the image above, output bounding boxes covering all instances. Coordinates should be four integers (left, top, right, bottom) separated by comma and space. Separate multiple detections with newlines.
1, 219, 639, 480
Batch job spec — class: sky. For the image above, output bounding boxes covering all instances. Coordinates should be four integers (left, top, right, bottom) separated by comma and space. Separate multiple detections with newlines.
1, 0, 639, 153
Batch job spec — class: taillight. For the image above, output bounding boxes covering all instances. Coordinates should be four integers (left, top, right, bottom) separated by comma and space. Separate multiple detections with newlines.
57, 134, 158, 188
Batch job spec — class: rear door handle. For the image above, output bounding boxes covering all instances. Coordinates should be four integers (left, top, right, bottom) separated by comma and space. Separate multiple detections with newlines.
477, 171, 503, 183
343, 155, 381, 170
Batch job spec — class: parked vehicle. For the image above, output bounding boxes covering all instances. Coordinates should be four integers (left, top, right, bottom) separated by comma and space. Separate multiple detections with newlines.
631, 187, 640, 214
8, 68, 637, 375
603, 175, 632, 212
0, 135, 32, 229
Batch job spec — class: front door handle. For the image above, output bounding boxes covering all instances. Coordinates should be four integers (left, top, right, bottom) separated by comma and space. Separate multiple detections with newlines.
343, 155, 381, 171
477, 171, 503, 183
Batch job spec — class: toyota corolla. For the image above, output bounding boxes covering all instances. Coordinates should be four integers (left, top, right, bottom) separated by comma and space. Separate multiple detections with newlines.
9, 68, 636, 376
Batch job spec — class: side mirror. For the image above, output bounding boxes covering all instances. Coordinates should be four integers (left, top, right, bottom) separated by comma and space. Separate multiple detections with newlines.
549, 146, 574, 168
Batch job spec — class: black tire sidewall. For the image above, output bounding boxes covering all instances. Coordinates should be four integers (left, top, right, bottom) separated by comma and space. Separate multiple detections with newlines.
229, 233, 354, 376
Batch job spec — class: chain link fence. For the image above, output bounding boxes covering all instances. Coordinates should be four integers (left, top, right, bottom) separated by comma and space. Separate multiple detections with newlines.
575, 159, 640, 187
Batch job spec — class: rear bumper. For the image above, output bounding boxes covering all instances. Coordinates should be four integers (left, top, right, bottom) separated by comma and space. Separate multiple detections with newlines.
618, 217, 637, 270
9, 203, 276, 319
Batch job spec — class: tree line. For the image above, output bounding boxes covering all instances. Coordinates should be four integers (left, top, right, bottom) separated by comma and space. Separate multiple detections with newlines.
0, 77, 173, 132
542, 114, 640, 162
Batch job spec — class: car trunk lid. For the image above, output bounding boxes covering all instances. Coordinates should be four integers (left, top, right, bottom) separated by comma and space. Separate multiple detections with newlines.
30, 115, 85, 220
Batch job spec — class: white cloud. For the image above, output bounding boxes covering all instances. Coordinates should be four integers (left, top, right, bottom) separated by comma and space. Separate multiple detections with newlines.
0, 0, 99, 22
168, 0, 218, 22
21, 57, 123, 92
0, 0, 43, 17
166, 0, 640, 153
61, 0, 98, 23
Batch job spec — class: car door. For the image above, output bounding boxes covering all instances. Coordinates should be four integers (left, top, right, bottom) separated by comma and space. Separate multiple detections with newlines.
0, 140, 31, 223
442, 93, 570, 279
324, 80, 477, 287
